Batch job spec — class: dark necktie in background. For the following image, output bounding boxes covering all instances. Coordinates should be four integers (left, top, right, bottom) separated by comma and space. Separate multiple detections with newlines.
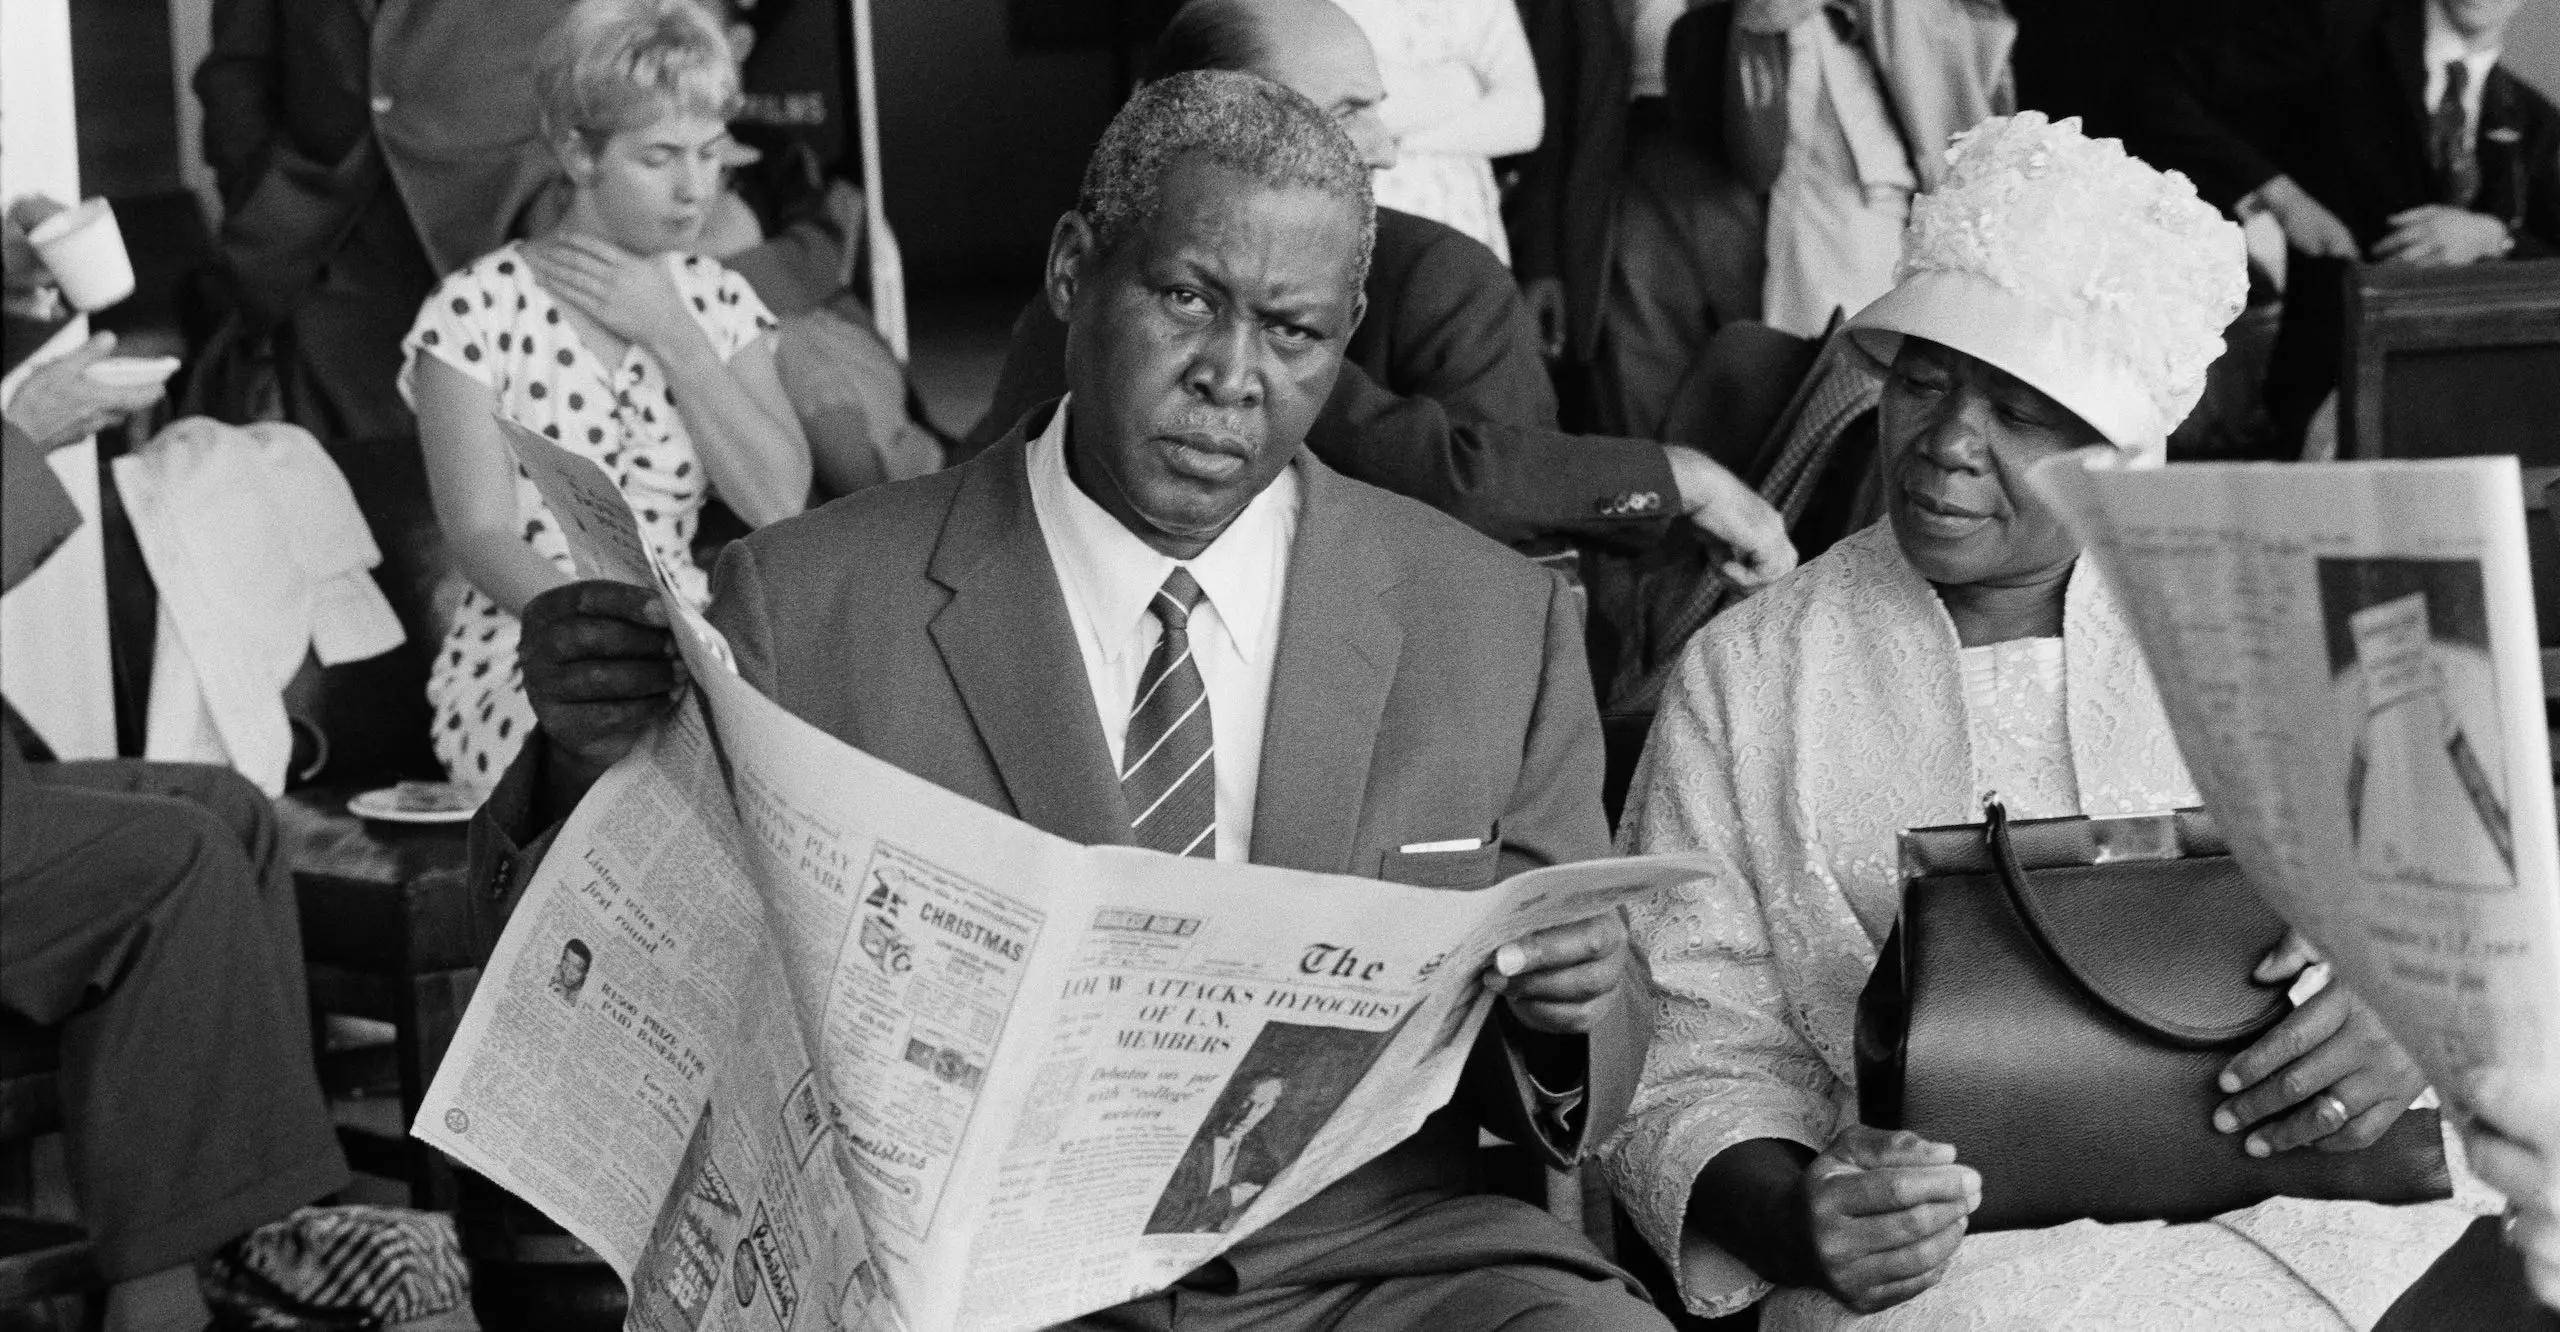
2433, 60, 2483, 208
1122, 568, 1218, 858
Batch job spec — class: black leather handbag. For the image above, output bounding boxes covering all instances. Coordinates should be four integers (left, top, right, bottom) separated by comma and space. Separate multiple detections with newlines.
1854, 801, 2451, 1232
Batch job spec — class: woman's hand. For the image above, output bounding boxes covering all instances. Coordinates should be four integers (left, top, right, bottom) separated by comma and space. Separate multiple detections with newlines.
2214, 932, 2426, 1156
1795, 1125, 1980, 1313
524, 234, 702, 358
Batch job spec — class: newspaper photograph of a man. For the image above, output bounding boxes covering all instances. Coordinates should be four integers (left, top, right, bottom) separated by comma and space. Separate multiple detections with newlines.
1144, 1021, 1391, 1235
2321, 558, 2515, 892
551, 938, 594, 1005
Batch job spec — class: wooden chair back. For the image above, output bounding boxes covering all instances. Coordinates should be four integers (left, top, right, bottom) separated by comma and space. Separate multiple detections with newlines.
2339, 259, 2560, 464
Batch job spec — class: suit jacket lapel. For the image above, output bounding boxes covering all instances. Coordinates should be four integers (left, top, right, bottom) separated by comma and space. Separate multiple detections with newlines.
926, 417, 1134, 847
1251, 454, 1404, 876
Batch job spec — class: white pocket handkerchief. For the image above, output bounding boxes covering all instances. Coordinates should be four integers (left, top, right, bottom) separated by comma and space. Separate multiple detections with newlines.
1398, 837, 1485, 854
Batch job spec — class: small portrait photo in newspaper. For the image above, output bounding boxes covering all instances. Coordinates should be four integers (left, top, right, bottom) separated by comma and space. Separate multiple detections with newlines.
2320, 558, 2514, 893
551, 937, 595, 1006
1144, 1021, 1395, 1236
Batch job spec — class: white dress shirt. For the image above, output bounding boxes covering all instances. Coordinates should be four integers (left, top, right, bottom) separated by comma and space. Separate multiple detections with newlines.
1733, 3, 1915, 337
2424, 1, 2500, 132
1620, 0, 1699, 101
1026, 399, 1299, 863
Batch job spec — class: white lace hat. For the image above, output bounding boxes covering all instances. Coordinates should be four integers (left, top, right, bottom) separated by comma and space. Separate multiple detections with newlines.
1845, 112, 2248, 459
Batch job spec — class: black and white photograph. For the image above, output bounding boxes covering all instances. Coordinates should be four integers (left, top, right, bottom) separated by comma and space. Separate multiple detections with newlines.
550, 936, 596, 1005
1142, 1019, 1397, 1236
2321, 557, 2516, 890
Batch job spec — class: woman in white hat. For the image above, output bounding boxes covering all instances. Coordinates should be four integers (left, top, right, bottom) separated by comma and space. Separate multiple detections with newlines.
1600, 113, 2490, 1328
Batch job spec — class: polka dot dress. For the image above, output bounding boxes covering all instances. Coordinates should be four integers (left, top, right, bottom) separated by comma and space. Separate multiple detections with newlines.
399, 242, 779, 787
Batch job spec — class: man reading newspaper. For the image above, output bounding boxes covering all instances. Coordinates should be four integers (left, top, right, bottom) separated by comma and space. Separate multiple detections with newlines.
474, 70, 1671, 1331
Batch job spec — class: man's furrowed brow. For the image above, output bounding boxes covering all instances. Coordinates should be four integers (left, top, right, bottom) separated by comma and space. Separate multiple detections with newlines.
1249, 284, 1352, 337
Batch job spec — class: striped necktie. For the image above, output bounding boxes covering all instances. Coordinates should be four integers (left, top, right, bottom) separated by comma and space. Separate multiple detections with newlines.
2433, 60, 2482, 208
1122, 568, 1217, 858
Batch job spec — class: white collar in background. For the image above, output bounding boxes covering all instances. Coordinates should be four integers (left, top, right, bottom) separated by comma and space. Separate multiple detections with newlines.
1025, 397, 1299, 669
2424, 2, 2502, 117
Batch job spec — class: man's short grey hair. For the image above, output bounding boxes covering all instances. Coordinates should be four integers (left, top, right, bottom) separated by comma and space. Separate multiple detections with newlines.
1076, 69, 1375, 289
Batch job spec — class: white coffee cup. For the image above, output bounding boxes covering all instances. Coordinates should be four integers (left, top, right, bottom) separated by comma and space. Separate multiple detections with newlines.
27, 198, 135, 312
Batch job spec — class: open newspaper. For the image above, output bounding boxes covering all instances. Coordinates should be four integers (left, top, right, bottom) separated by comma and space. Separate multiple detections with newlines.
2030, 454, 2559, 1144
414, 421, 1710, 1332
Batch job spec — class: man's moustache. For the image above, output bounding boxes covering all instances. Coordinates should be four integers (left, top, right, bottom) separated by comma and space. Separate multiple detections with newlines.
1087, 443, 1254, 541
1157, 414, 1261, 453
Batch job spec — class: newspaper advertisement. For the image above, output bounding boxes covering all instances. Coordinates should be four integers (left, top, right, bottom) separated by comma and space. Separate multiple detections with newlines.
416, 422, 1709, 1332
2030, 453, 2559, 1143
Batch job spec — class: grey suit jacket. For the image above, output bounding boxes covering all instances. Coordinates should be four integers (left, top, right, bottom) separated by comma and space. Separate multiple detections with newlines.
473, 400, 1640, 1287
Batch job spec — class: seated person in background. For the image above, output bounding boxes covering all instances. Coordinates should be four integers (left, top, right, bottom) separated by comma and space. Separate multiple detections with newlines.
405, 0, 809, 789
1716, 0, 2014, 341
496, 69, 1674, 1332
1331, 0, 1545, 264
1604, 114, 2489, 1329
712, 156, 948, 497
3, 334, 349, 1332
968, 0, 1795, 600
2130, 0, 2560, 452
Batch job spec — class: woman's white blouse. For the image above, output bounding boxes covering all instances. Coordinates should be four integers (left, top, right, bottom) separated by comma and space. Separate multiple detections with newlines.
1958, 636, 2078, 820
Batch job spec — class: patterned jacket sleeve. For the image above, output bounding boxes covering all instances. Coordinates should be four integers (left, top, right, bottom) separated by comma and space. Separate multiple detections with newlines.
1601, 636, 1848, 1318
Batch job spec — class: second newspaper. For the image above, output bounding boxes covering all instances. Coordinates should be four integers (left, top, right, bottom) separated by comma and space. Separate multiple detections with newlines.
414, 422, 1708, 1332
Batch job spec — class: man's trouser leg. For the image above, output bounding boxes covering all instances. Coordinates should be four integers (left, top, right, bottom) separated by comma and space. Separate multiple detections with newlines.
0, 749, 348, 1279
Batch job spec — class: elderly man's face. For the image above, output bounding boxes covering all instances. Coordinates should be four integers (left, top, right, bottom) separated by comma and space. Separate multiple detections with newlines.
1224, 1077, 1285, 1136
1049, 155, 1366, 558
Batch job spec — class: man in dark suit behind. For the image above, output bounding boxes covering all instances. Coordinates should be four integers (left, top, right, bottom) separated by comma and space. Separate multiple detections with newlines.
2131, 0, 2560, 451
966, 0, 1795, 592
195, 0, 563, 442
196, 0, 571, 771
483, 68, 1672, 1331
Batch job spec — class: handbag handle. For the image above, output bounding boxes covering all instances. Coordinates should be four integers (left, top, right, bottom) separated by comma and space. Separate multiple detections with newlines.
1984, 799, 2288, 1049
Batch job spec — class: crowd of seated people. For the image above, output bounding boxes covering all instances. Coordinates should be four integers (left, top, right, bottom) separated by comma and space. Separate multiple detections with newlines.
4, 0, 2559, 1329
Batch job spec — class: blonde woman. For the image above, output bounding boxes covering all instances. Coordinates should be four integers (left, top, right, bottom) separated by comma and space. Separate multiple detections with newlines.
402, 0, 809, 785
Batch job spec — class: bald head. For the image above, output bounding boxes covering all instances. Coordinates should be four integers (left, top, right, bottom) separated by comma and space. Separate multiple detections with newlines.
1148, 0, 1397, 169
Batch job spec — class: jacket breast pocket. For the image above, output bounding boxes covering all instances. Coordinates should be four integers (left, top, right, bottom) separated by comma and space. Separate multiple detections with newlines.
1377, 843, 1502, 890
